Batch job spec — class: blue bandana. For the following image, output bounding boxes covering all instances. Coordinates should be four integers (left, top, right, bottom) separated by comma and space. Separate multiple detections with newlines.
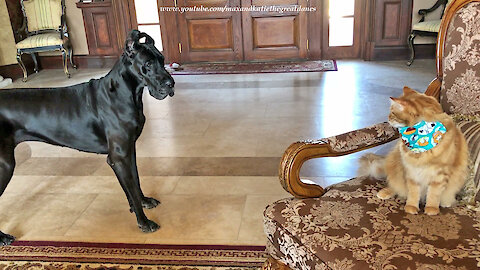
398, 121, 447, 153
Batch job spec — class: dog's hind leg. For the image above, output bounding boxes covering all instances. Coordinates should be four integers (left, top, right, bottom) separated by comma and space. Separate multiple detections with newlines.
0, 136, 17, 246
107, 142, 160, 233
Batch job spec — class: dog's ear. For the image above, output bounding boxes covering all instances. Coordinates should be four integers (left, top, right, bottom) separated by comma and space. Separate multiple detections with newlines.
138, 32, 155, 46
124, 30, 141, 59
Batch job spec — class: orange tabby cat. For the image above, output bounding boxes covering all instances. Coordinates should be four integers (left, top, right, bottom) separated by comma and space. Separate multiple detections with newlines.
359, 87, 468, 215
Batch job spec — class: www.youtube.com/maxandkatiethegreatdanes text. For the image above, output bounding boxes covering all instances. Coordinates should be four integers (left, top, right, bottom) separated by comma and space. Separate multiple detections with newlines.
158, 5, 316, 13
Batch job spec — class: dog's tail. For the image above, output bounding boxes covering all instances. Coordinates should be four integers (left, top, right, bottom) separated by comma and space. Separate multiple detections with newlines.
357, 153, 386, 179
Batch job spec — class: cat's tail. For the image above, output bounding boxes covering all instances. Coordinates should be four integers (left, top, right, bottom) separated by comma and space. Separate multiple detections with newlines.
357, 153, 386, 179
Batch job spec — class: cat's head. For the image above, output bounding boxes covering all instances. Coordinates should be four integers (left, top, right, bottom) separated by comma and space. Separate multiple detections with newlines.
388, 87, 443, 128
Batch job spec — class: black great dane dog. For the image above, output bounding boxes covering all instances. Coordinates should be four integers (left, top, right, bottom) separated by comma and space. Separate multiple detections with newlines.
0, 30, 174, 246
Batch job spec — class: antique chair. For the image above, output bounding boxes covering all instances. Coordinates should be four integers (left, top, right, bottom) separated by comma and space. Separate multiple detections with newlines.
407, 0, 451, 66
15, 0, 76, 82
263, 0, 480, 269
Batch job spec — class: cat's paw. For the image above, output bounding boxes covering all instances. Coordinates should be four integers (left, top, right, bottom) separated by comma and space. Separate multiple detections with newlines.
424, 206, 440, 215
377, 188, 394, 200
440, 196, 456, 208
404, 205, 419, 215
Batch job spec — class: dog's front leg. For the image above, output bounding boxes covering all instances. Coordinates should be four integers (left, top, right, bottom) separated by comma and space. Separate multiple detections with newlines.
130, 148, 160, 210
107, 143, 160, 233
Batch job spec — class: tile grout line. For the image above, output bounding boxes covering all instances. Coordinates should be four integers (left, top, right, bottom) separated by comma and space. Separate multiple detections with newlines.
61, 193, 99, 238
235, 195, 249, 242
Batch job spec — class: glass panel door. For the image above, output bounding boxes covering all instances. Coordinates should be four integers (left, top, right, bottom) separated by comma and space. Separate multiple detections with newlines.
134, 0, 163, 51
323, 0, 361, 59
328, 0, 354, 47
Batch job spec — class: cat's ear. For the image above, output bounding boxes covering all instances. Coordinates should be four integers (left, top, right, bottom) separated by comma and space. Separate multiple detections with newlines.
390, 97, 407, 111
403, 86, 416, 95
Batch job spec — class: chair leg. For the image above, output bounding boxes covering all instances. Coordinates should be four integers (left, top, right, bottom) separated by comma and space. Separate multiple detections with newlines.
16, 52, 28, 82
68, 46, 77, 69
61, 48, 71, 78
407, 33, 416, 66
31, 53, 39, 73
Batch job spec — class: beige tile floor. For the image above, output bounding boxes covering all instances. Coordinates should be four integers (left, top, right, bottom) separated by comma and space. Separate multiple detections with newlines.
0, 59, 436, 245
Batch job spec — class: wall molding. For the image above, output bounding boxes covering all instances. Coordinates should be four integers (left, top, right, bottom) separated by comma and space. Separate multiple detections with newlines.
39, 55, 119, 69
0, 57, 34, 80
367, 43, 436, 60
0, 55, 118, 80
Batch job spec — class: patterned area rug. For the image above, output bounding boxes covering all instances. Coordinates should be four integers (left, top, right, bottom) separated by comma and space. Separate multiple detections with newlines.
170, 60, 337, 75
0, 241, 267, 269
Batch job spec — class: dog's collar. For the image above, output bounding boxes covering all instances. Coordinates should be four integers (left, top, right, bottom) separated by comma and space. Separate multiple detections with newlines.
398, 121, 446, 153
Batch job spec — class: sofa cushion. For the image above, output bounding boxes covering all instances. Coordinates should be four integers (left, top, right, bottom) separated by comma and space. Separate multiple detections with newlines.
264, 177, 480, 270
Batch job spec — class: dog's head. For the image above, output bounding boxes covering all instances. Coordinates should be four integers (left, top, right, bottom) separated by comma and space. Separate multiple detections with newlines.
124, 30, 174, 100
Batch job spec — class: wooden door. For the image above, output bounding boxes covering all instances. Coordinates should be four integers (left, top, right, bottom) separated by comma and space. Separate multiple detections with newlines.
241, 0, 308, 61
176, 0, 243, 62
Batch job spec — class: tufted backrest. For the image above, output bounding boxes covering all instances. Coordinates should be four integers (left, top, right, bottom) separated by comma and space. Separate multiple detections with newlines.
22, 0, 63, 32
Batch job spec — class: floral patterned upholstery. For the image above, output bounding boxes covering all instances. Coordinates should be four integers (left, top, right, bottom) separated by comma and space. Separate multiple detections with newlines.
456, 120, 480, 202
315, 122, 397, 153
441, 2, 480, 115
264, 177, 480, 270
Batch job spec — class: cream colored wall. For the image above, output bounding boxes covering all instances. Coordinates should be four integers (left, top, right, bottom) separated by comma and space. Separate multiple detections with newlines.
412, 0, 444, 44
0, 0, 89, 62
0, 0, 18, 66
65, 0, 88, 55
41, 0, 89, 56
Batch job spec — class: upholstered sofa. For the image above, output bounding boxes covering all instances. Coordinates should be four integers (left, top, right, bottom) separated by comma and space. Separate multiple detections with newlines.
263, 0, 480, 269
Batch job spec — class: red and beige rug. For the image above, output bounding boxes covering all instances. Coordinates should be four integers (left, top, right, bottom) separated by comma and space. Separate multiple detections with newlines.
170, 60, 337, 75
0, 241, 267, 269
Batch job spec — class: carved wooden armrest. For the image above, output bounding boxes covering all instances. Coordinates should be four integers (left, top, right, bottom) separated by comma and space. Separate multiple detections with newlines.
418, 0, 447, 22
279, 122, 399, 198
425, 77, 442, 100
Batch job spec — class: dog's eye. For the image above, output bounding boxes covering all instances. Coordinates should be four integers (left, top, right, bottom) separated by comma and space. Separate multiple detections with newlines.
145, 62, 151, 68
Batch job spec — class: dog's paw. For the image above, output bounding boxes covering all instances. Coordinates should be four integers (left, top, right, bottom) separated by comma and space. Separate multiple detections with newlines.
142, 197, 160, 209
404, 205, 419, 215
425, 206, 440, 216
129, 197, 161, 213
0, 232, 15, 246
138, 220, 160, 233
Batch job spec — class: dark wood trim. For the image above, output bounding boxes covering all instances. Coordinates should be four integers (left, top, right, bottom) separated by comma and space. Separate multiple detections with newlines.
367, 45, 409, 60
307, 0, 322, 59
414, 43, 436, 59
5, 0, 24, 43
112, 0, 135, 52
365, 43, 435, 61
0, 58, 35, 81
157, 0, 180, 63
39, 55, 119, 69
